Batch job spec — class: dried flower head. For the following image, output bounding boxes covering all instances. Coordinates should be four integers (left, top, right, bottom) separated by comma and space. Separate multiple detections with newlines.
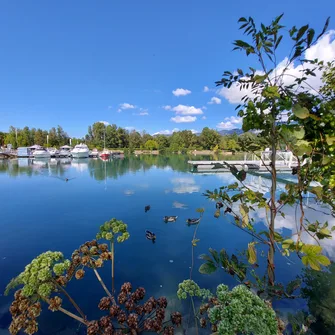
157, 297, 168, 308
163, 326, 174, 335
24, 319, 38, 335
87, 321, 100, 335
48, 296, 62, 312
171, 312, 182, 327
75, 269, 85, 280
109, 305, 120, 317
98, 244, 109, 252
117, 311, 127, 324
127, 313, 138, 329
56, 276, 68, 286
118, 292, 127, 304
121, 282, 132, 294
98, 297, 111, 310
27, 302, 41, 318
200, 317, 207, 328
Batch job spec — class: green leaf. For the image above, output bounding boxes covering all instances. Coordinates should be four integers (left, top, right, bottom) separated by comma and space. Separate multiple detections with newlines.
199, 262, 217, 275
301, 244, 330, 270
247, 242, 257, 264
292, 127, 305, 140
209, 248, 220, 263
296, 25, 309, 41
325, 136, 335, 145
316, 228, 332, 240
282, 239, 294, 249
294, 140, 312, 155
199, 254, 213, 262
292, 104, 310, 119
239, 204, 249, 228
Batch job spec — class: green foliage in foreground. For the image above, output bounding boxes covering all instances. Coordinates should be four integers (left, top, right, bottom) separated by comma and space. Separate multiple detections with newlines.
96, 218, 130, 243
5, 251, 70, 298
209, 284, 277, 335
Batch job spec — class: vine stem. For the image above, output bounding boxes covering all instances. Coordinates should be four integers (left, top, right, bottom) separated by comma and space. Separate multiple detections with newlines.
43, 297, 88, 326
58, 306, 88, 325
53, 280, 86, 320
190, 297, 199, 335
93, 268, 116, 305
111, 240, 115, 294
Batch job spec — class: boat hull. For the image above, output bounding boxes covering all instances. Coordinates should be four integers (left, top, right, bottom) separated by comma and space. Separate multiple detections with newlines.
72, 151, 89, 158
33, 154, 51, 158
100, 153, 110, 160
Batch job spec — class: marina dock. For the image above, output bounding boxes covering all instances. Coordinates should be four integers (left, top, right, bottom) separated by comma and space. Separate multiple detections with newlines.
188, 151, 298, 173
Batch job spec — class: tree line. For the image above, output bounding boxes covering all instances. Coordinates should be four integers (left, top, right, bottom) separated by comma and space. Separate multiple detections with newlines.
1, 122, 268, 152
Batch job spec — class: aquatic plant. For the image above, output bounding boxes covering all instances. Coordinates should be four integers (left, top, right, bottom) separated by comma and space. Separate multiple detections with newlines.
5, 236, 182, 335
96, 218, 130, 292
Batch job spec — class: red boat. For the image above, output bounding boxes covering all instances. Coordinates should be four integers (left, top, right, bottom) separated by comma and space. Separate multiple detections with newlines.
100, 150, 110, 160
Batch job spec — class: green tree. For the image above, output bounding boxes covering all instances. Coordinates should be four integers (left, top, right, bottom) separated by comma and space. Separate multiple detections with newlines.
199, 127, 221, 150
144, 139, 159, 150
34, 129, 47, 146
155, 135, 170, 149
5, 126, 18, 148
105, 124, 118, 148
201, 14, 334, 290
48, 127, 58, 147
116, 127, 129, 148
128, 130, 142, 150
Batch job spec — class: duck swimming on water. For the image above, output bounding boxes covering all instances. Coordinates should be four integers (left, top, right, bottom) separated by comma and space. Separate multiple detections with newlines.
145, 205, 151, 212
145, 230, 156, 242
186, 218, 201, 225
164, 216, 178, 223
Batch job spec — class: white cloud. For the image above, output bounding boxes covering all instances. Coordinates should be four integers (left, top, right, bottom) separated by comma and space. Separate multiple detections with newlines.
202, 106, 207, 110
133, 109, 149, 116
98, 121, 109, 126
170, 115, 197, 123
172, 88, 191, 97
218, 31, 335, 104
162, 105, 172, 110
139, 112, 149, 116
108, 106, 113, 109
216, 116, 242, 130
118, 103, 136, 112
172, 105, 203, 115
153, 128, 180, 135
190, 129, 198, 134
201, 116, 207, 120
171, 177, 200, 194
208, 97, 222, 105
203, 86, 210, 92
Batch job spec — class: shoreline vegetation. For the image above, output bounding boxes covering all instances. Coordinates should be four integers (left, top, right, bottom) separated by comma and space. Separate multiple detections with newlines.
0, 125, 268, 154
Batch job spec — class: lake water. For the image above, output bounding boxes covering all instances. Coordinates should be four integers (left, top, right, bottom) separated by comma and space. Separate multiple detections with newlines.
0, 155, 334, 334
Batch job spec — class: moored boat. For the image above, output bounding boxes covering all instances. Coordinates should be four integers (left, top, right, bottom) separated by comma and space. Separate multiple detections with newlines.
59, 145, 72, 157
47, 148, 59, 157
90, 148, 99, 158
71, 144, 89, 158
33, 147, 51, 159
99, 150, 111, 160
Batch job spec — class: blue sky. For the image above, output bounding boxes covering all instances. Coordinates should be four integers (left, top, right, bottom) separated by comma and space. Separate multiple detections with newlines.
0, 0, 334, 137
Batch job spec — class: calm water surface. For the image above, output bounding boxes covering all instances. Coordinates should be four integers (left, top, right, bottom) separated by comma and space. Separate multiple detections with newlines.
0, 155, 334, 334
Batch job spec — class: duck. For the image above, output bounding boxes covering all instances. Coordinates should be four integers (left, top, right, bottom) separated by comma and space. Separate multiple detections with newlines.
216, 202, 224, 209
186, 218, 201, 225
145, 230, 156, 241
145, 205, 151, 213
163, 216, 178, 223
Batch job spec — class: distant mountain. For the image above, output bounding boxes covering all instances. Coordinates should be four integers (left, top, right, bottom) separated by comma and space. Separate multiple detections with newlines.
217, 128, 244, 136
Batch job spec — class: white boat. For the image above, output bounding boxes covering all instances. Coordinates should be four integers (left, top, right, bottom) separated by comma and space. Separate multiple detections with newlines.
90, 148, 99, 157
47, 148, 59, 157
71, 143, 89, 158
59, 145, 72, 157
33, 147, 51, 159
